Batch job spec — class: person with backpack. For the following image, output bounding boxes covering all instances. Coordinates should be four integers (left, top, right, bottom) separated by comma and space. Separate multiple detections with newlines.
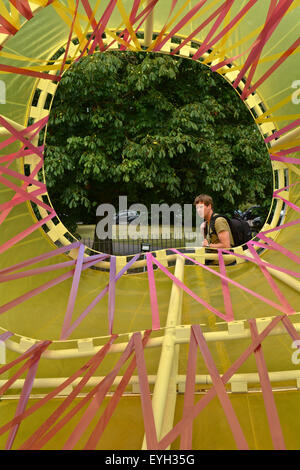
194, 194, 253, 250
194, 194, 234, 249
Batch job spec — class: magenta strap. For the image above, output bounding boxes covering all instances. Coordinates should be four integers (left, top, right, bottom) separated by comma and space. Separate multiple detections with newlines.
153, 0, 208, 52
264, 119, 300, 143
157, 316, 283, 449
246, 243, 295, 315
0, 331, 13, 342
83, 331, 152, 450
218, 251, 234, 321
149, 252, 228, 321
233, 0, 294, 96
0, 115, 47, 159
60, 244, 86, 340
191, 0, 259, 60
180, 327, 197, 450
5, 343, 49, 449
133, 332, 158, 449
0, 241, 81, 276
146, 253, 160, 330
192, 325, 249, 449
249, 319, 286, 450
20, 335, 117, 450
62, 336, 135, 450
108, 255, 116, 335
245, 35, 300, 98
169, 249, 292, 317
62, 253, 140, 339
0, 254, 107, 316
191, 0, 235, 60
9, 0, 33, 20
59, 0, 79, 76
77, 0, 117, 59
104, 0, 159, 52
120, 0, 143, 51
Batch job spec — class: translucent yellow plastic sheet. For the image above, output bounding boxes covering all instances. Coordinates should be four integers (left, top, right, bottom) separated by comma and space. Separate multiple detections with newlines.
1, 391, 300, 450
0, 0, 300, 450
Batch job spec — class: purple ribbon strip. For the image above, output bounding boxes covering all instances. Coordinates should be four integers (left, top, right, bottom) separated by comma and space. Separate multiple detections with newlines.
62, 253, 140, 339
0, 331, 13, 342
5, 342, 51, 450
108, 255, 116, 335
148, 252, 228, 321
60, 244, 86, 340
146, 253, 160, 330
169, 249, 293, 317
0, 253, 108, 316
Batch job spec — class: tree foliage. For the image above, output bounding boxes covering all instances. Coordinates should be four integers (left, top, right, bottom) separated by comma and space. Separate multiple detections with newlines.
43, 51, 272, 231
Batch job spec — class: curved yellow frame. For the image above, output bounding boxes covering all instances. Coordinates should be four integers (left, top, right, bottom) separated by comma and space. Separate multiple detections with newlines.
0, 0, 300, 451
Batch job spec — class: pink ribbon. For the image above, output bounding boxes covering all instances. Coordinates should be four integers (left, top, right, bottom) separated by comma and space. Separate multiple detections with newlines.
146, 252, 160, 330
0, 331, 13, 342
9, 0, 33, 20
5, 341, 50, 450
245, 35, 300, 98
60, 243, 86, 340
0, 253, 107, 316
62, 335, 136, 450
192, 325, 249, 449
108, 255, 116, 335
153, 0, 208, 52
149, 252, 228, 321
264, 119, 300, 143
218, 250, 234, 321
58, 0, 79, 76
179, 326, 197, 450
232, 0, 294, 97
190, 0, 259, 60
0, 210, 56, 256
270, 155, 300, 164
62, 253, 140, 339
76, 0, 118, 60
0, 15, 18, 35
19, 335, 117, 450
247, 243, 295, 315
190, 0, 235, 60
132, 332, 158, 449
83, 331, 151, 450
157, 315, 284, 449
169, 249, 293, 317
0, 241, 81, 276
119, 0, 144, 51
219, 242, 300, 279
249, 319, 286, 450
103, 0, 159, 51
0, 115, 48, 153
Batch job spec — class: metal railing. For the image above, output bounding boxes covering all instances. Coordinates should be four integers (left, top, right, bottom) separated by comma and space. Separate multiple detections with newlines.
80, 233, 200, 255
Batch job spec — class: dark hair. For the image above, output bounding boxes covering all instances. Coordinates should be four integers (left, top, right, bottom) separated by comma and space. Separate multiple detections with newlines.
193, 194, 214, 209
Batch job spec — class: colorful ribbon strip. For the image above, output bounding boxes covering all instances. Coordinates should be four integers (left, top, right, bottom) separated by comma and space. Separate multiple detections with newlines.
1, 315, 297, 450
157, 315, 298, 450
0, 0, 299, 450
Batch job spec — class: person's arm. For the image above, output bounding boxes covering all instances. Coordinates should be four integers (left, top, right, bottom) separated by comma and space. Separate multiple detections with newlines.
202, 230, 230, 249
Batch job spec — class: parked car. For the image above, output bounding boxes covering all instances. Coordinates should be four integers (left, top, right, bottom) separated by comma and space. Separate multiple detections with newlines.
113, 210, 139, 224
113, 209, 183, 225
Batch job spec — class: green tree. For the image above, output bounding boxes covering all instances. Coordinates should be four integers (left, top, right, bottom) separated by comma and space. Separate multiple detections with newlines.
43, 51, 272, 232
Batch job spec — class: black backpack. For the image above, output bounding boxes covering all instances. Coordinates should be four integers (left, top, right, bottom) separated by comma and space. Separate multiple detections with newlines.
207, 213, 252, 247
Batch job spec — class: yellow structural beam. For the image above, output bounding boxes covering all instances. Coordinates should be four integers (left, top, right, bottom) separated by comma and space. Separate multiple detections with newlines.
142, 254, 185, 449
